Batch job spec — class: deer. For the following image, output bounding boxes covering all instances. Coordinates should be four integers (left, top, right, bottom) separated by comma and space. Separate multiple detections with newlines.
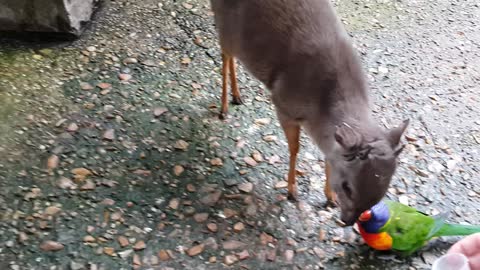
209, 0, 408, 225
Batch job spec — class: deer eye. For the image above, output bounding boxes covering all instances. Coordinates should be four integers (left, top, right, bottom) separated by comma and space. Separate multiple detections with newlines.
342, 181, 353, 199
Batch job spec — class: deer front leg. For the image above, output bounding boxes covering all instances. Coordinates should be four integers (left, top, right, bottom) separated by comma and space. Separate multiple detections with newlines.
229, 57, 243, 105
324, 160, 337, 206
279, 119, 301, 201
219, 52, 231, 120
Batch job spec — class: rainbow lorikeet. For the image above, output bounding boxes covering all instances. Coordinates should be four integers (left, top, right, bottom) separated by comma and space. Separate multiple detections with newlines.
356, 200, 480, 255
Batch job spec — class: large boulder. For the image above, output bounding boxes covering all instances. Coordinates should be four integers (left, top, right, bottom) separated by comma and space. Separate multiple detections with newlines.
0, 0, 99, 36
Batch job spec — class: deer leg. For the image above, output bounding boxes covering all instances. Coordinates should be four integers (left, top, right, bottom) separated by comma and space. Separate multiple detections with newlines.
219, 53, 231, 120
229, 57, 243, 105
324, 160, 337, 206
279, 119, 301, 201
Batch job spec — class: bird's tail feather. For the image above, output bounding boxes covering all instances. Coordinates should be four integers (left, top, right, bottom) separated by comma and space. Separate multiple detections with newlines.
434, 223, 480, 237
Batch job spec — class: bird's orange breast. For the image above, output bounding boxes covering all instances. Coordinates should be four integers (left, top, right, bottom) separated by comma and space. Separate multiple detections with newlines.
358, 224, 393, 251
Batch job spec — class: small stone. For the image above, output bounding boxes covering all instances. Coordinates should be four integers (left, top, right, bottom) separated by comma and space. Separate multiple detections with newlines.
275, 180, 288, 189
224, 255, 238, 265
80, 180, 96, 191
45, 206, 61, 216
103, 129, 115, 141
263, 135, 277, 142
47, 155, 59, 170
133, 240, 146, 251
223, 208, 238, 218
267, 249, 276, 261
173, 165, 184, 176
97, 82, 112, 89
18, 232, 28, 243
378, 66, 389, 74
254, 118, 271, 125
168, 198, 180, 210
71, 168, 92, 181
237, 250, 250, 260
181, 57, 191, 65
86, 46, 96, 52
399, 195, 409, 205
40, 240, 64, 251
6, 240, 14, 248
57, 177, 76, 189
238, 182, 253, 193
70, 261, 84, 270
80, 82, 94, 91
158, 250, 170, 261
123, 57, 138, 65
222, 240, 246, 250
252, 151, 264, 162
186, 184, 196, 192
313, 247, 325, 259
87, 226, 95, 234
67, 123, 79, 132
209, 256, 217, 263
103, 247, 115, 256
260, 232, 274, 245
194, 213, 209, 223
233, 222, 245, 233
207, 223, 218, 233
200, 190, 222, 206
268, 155, 281, 164
284, 250, 294, 262
118, 249, 133, 259
101, 198, 115, 206
210, 158, 223, 166
141, 59, 157, 67
83, 235, 96, 243
118, 73, 132, 81
133, 254, 142, 266
244, 157, 258, 167
183, 3, 193, 9
187, 244, 204, 256
174, 140, 189, 150
153, 107, 168, 117
118, 236, 129, 247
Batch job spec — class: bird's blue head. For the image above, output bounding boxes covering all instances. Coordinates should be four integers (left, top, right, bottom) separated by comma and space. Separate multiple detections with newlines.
358, 201, 390, 233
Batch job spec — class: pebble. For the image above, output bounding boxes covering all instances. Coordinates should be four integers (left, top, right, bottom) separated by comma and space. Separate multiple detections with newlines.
237, 250, 250, 260
238, 182, 253, 193
103, 129, 115, 141
118, 249, 133, 259
70, 261, 84, 270
173, 165, 184, 176
223, 240, 247, 250
224, 255, 238, 265
207, 223, 218, 232
274, 180, 288, 189
47, 155, 59, 170
40, 240, 64, 251
193, 213, 209, 223
118, 236, 129, 247
168, 198, 180, 210
174, 140, 189, 151
57, 177, 76, 189
244, 156, 258, 167
67, 123, 79, 132
284, 250, 294, 262
123, 57, 138, 65
83, 235, 95, 243
158, 250, 171, 261
210, 158, 223, 166
263, 135, 278, 142
118, 73, 132, 81
80, 180, 96, 191
200, 190, 222, 206
133, 240, 146, 251
186, 244, 204, 256
45, 206, 61, 216
153, 107, 168, 117
233, 222, 245, 232
97, 82, 112, 89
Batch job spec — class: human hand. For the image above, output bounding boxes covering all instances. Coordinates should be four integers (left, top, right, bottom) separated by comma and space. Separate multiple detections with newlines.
448, 233, 480, 270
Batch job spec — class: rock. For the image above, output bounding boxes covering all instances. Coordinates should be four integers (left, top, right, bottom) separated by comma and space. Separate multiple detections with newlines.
284, 250, 294, 262
153, 107, 168, 117
210, 158, 223, 166
83, 235, 95, 243
117, 236, 129, 247
223, 208, 238, 218
57, 177, 76, 189
263, 135, 278, 142
103, 129, 115, 141
118, 249, 133, 259
254, 118, 271, 125
168, 198, 180, 210
0, 0, 97, 36
103, 247, 115, 256
173, 165, 184, 176
47, 155, 59, 170
200, 190, 222, 206
238, 182, 253, 193
80, 82, 94, 91
274, 181, 288, 189
187, 244, 204, 256
70, 261, 84, 270
186, 184, 196, 192
174, 140, 189, 151
224, 255, 238, 265
118, 74, 132, 81
71, 168, 92, 181
45, 206, 61, 216
158, 250, 170, 261
399, 195, 409, 205
313, 247, 325, 259
5, 240, 14, 248
133, 240, 146, 251
266, 249, 276, 261
243, 157, 258, 167
142, 59, 157, 67
222, 240, 246, 250
133, 254, 141, 266
67, 123, 79, 132
193, 213, 209, 223
40, 240, 64, 251
18, 232, 28, 243
237, 250, 250, 260
207, 223, 218, 233
233, 222, 245, 232
80, 180, 95, 191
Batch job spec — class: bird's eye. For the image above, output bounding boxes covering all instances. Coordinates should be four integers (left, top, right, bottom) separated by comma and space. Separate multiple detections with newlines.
359, 210, 372, 222
342, 181, 352, 199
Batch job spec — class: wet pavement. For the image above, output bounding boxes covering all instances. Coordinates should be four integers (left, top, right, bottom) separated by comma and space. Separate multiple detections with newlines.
0, 0, 479, 269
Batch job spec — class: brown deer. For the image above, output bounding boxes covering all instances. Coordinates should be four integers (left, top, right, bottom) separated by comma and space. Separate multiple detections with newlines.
210, 0, 408, 225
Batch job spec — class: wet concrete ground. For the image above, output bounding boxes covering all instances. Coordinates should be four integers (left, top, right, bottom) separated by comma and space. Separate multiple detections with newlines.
0, 0, 479, 269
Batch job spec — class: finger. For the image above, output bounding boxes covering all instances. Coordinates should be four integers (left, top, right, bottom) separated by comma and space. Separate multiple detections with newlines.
468, 256, 480, 270
448, 234, 480, 256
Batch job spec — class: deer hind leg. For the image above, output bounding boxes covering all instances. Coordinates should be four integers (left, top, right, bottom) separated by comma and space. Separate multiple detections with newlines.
229, 57, 243, 105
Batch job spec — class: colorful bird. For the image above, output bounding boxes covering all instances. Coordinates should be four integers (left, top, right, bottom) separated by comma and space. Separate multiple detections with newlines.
356, 200, 480, 255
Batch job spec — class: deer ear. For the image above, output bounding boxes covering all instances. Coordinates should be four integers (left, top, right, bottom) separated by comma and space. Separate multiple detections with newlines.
334, 124, 362, 150
387, 119, 409, 147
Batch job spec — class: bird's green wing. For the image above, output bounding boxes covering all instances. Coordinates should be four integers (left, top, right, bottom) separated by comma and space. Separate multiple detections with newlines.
381, 201, 436, 254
